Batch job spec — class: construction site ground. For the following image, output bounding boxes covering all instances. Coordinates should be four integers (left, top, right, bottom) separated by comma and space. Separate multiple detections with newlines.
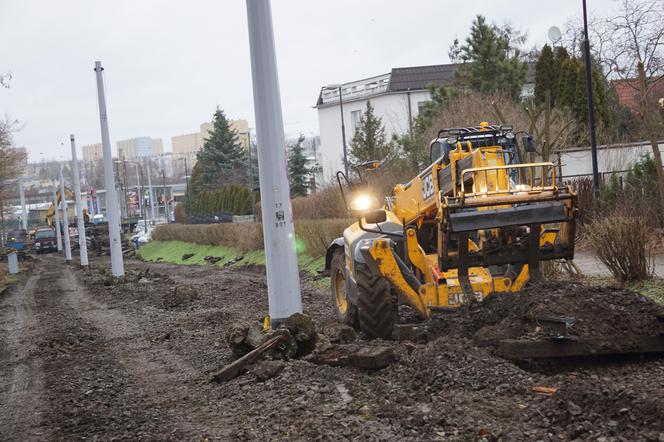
1, 254, 664, 441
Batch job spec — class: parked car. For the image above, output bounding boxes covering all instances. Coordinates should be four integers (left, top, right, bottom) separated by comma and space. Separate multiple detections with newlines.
33, 228, 58, 254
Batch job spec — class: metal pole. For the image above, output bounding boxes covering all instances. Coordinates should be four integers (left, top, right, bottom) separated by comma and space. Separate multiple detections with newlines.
19, 176, 27, 231
183, 157, 190, 215
160, 163, 168, 220
134, 162, 142, 216
94, 61, 124, 277
338, 89, 348, 178
582, 0, 600, 206
122, 158, 129, 231
70, 134, 88, 267
147, 160, 155, 223
51, 180, 63, 252
59, 166, 72, 262
246, 0, 302, 324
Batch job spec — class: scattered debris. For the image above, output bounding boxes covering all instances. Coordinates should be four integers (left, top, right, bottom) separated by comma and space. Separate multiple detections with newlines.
212, 335, 284, 383
181, 253, 195, 261
253, 360, 285, 382
204, 255, 223, 264
321, 322, 357, 344
532, 386, 558, 396
162, 284, 198, 308
224, 256, 244, 266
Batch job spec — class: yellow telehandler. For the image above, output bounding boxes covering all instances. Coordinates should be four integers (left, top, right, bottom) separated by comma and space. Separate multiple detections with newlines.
325, 123, 577, 340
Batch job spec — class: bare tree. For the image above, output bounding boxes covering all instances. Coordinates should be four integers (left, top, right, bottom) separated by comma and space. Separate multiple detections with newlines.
603, 0, 664, 210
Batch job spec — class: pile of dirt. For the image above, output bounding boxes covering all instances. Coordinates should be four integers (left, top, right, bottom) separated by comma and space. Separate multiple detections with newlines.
463, 281, 664, 345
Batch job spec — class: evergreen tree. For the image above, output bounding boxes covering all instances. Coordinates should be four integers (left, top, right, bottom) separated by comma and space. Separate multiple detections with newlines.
449, 15, 528, 100
534, 44, 555, 104
287, 134, 310, 197
188, 108, 246, 202
349, 100, 394, 166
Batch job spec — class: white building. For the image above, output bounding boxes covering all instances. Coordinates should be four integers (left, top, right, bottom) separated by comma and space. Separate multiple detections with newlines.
116, 137, 163, 160
315, 63, 535, 181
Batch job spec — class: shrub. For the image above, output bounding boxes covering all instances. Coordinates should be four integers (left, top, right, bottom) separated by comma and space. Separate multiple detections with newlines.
152, 219, 350, 258
192, 185, 252, 216
587, 213, 655, 282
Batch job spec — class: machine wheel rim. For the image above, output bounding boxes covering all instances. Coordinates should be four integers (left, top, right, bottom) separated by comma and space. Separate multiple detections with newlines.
334, 267, 348, 314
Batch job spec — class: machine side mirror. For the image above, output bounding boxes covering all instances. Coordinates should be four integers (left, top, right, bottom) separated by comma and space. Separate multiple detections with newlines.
358, 160, 381, 171
523, 135, 536, 153
364, 208, 387, 224
429, 140, 444, 163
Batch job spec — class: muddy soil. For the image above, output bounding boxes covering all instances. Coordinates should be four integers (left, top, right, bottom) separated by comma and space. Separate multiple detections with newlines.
1, 255, 663, 441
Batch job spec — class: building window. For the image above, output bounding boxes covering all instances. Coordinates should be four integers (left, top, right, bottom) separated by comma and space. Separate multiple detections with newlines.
417, 101, 430, 115
351, 110, 362, 132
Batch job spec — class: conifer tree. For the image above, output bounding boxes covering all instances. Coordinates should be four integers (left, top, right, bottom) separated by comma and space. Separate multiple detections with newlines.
287, 134, 310, 197
534, 44, 555, 104
349, 100, 394, 166
188, 108, 246, 203
449, 15, 528, 100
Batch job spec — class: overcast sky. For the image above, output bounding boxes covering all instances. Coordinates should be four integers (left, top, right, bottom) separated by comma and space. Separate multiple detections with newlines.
1, 0, 614, 162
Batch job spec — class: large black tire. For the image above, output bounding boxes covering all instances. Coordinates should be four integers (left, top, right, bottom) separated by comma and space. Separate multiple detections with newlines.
356, 264, 397, 339
330, 250, 358, 327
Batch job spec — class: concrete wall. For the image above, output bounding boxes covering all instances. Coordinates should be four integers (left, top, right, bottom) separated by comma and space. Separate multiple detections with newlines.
560, 141, 664, 177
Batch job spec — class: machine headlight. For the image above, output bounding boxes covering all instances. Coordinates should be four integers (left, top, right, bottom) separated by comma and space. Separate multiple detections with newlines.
350, 193, 378, 212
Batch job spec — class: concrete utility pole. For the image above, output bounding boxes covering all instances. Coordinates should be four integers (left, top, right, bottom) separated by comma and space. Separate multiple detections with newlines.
147, 160, 155, 223
59, 166, 72, 263
19, 176, 27, 231
94, 61, 124, 277
51, 180, 63, 252
246, 0, 302, 324
70, 134, 89, 267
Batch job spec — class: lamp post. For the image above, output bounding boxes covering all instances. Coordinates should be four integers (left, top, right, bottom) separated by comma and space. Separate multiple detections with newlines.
59, 165, 73, 263
51, 180, 63, 252
324, 84, 348, 177
70, 134, 89, 267
246, 0, 302, 324
581, 0, 600, 206
179, 156, 191, 214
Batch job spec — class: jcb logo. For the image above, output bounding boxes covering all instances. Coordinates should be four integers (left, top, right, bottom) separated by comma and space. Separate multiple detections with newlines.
422, 174, 435, 200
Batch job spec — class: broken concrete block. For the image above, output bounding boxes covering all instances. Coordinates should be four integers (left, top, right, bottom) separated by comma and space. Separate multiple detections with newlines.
253, 360, 285, 382
322, 323, 357, 344
348, 346, 396, 370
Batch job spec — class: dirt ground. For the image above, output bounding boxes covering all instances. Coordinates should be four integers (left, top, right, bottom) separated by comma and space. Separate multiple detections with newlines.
1, 254, 664, 441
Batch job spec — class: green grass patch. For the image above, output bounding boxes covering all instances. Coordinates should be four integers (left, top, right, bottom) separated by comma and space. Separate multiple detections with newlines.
138, 240, 325, 275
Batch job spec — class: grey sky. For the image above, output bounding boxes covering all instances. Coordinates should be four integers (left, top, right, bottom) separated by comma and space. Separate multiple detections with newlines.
1, 0, 612, 162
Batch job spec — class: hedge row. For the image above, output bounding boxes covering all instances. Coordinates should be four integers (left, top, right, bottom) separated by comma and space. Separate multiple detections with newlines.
191, 185, 253, 216
152, 218, 350, 258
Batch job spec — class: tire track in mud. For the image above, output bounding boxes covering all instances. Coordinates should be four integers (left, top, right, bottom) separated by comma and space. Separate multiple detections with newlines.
51, 258, 230, 439
0, 267, 52, 440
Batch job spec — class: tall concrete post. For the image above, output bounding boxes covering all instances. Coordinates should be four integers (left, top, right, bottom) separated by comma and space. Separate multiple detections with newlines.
246, 0, 302, 324
51, 180, 63, 252
19, 176, 27, 231
70, 134, 89, 267
147, 160, 155, 223
59, 166, 72, 262
94, 61, 124, 277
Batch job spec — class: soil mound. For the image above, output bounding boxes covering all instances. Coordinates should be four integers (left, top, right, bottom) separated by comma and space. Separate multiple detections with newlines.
467, 281, 664, 345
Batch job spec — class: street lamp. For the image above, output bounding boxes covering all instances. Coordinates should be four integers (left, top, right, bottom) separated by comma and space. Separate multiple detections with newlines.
178, 156, 191, 215
324, 83, 348, 177
581, 0, 600, 207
